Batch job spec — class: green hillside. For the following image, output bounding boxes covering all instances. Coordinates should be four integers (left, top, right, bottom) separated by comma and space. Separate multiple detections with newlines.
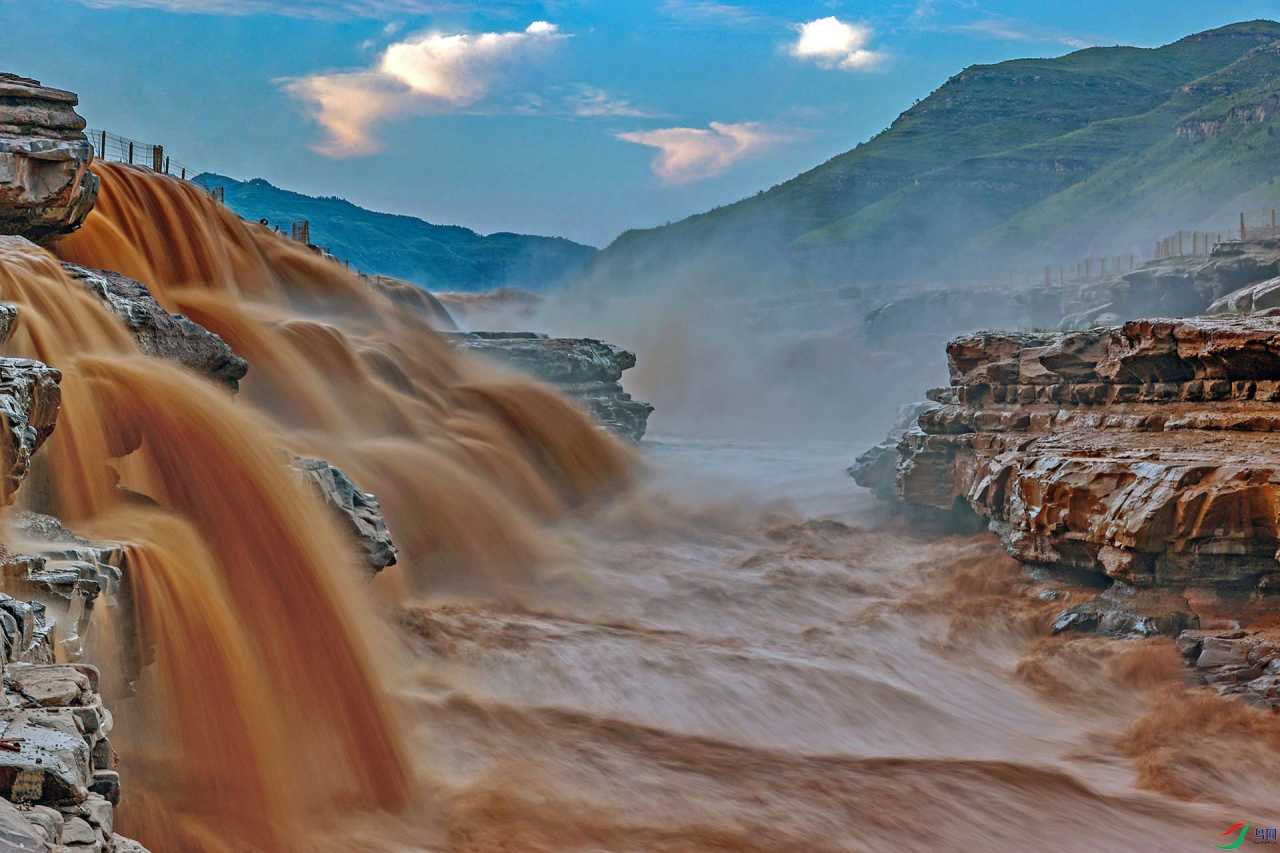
586, 20, 1280, 288
193, 174, 596, 292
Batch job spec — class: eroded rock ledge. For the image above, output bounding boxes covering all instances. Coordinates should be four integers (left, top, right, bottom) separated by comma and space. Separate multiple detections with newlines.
0, 75, 97, 243
448, 332, 654, 441
62, 262, 249, 392
856, 315, 1280, 592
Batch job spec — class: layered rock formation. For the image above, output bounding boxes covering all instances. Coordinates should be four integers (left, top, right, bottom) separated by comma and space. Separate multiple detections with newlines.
62, 261, 248, 391
0, 75, 97, 242
0, 348, 145, 851
0, 662, 133, 852
448, 332, 654, 441
855, 316, 1280, 595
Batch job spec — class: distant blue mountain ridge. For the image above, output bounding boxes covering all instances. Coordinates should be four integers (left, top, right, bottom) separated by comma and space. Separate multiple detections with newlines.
193, 173, 596, 292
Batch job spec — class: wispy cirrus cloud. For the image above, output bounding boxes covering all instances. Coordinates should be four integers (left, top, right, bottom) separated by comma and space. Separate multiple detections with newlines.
567, 86, 657, 119
659, 0, 769, 29
284, 21, 565, 156
617, 121, 787, 184
950, 17, 1093, 48
72, 0, 468, 16
789, 17, 885, 71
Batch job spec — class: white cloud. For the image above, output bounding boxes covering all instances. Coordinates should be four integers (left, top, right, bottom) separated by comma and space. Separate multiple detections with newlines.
789, 17, 884, 71
284, 21, 564, 156
74, 0, 461, 16
379, 22, 562, 103
617, 121, 786, 184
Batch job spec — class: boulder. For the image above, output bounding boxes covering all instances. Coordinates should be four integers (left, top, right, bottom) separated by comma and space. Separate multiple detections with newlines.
291, 457, 397, 573
447, 332, 654, 441
61, 262, 248, 391
0, 75, 97, 242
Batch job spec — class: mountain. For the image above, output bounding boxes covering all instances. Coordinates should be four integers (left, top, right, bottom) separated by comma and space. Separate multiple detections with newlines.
192, 174, 596, 292
585, 20, 1280, 289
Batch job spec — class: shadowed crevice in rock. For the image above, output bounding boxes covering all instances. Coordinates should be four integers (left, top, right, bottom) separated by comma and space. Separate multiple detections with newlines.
61, 263, 249, 391
447, 332, 654, 441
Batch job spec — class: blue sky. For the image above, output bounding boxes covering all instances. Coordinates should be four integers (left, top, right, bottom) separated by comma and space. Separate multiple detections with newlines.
3, 0, 1278, 245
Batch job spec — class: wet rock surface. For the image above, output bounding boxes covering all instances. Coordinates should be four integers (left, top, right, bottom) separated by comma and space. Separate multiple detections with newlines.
848, 401, 939, 501
62, 263, 248, 391
0, 75, 98, 243
1176, 628, 1280, 710
291, 457, 397, 573
0, 355, 61, 504
448, 332, 654, 441
1049, 584, 1199, 638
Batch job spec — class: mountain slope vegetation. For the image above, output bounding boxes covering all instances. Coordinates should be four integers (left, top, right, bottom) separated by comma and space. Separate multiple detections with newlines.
194, 173, 596, 292
585, 21, 1280, 289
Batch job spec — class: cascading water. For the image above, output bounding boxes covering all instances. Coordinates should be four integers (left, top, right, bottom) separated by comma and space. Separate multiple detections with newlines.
0, 161, 633, 850
19, 160, 1269, 853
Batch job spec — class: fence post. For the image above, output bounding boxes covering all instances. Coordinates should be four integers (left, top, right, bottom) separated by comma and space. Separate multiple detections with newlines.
1242, 212, 1247, 240
99, 130, 106, 159
152, 145, 164, 172
127, 141, 134, 165
181, 167, 186, 180
1273, 209, 1277, 233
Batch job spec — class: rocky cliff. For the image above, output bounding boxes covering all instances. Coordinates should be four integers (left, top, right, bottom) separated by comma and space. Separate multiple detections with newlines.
858, 316, 1280, 592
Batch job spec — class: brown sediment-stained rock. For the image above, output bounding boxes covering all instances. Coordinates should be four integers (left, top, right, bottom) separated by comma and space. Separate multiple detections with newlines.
865, 314, 1280, 595
0, 74, 97, 243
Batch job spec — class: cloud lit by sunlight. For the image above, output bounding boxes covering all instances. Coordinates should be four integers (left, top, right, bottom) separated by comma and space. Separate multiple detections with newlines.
790, 17, 884, 71
284, 21, 564, 157
617, 121, 786, 184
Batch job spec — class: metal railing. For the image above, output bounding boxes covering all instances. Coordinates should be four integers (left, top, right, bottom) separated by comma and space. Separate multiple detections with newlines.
86, 128, 198, 182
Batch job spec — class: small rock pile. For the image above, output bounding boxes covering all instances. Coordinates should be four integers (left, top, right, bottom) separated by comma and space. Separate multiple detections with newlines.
1176, 629, 1280, 709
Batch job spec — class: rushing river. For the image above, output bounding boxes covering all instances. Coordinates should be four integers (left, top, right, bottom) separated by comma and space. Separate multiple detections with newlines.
358, 436, 1280, 852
